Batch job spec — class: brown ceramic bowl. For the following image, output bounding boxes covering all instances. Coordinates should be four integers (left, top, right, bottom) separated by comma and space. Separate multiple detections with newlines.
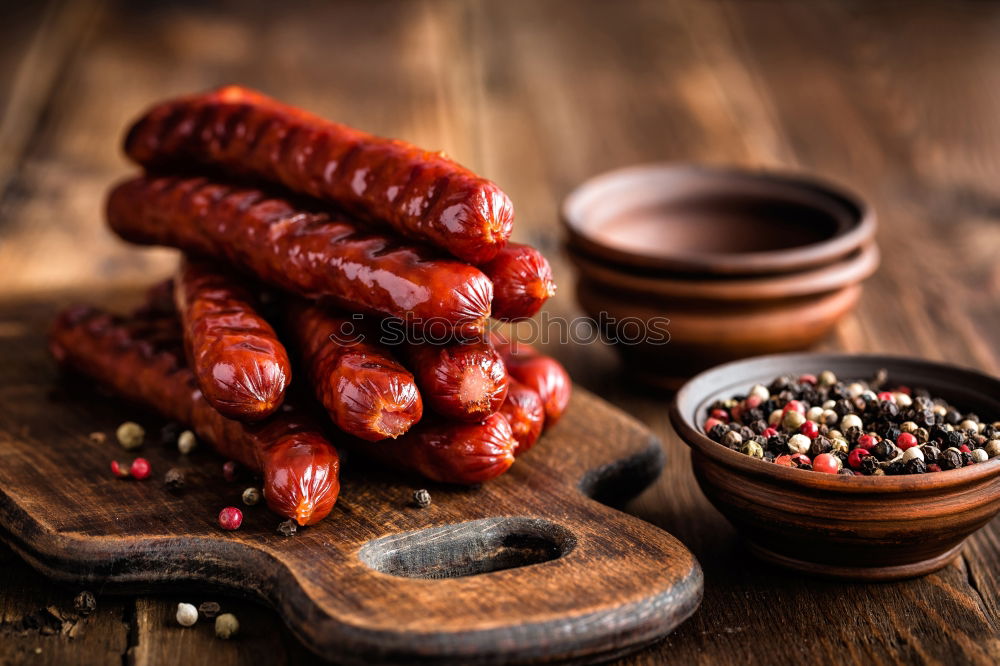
561, 164, 876, 276
670, 353, 1000, 581
570, 243, 879, 387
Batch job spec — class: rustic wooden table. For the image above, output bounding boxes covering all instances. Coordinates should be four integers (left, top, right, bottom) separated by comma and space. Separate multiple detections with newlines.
2, 1, 999, 664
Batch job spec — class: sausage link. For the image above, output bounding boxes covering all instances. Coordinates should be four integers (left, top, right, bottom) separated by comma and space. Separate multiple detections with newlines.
49, 305, 340, 525
176, 258, 291, 421
366, 413, 516, 484
491, 333, 572, 427
481, 243, 556, 321
405, 339, 508, 422
107, 174, 493, 338
286, 300, 422, 441
123, 86, 513, 264
499, 378, 545, 456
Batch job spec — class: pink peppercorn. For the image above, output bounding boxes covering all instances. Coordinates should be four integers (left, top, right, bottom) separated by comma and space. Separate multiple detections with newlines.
896, 433, 918, 450
709, 409, 729, 423
813, 453, 840, 474
927, 463, 942, 472
130, 458, 151, 480
848, 448, 870, 469
959, 444, 971, 453
798, 374, 817, 385
222, 461, 239, 482
703, 417, 723, 434
800, 421, 819, 439
789, 453, 811, 467
762, 427, 778, 438
782, 400, 806, 416
878, 391, 893, 402
218, 507, 243, 531
774, 455, 794, 467
857, 434, 878, 450
744, 395, 762, 410
110, 460, 130, 478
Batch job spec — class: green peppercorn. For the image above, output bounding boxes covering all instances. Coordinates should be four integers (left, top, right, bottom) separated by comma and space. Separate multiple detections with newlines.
178, 430, 197, 455
215, 613, 239, 639
741, 442, 764, 459
986, 440, 1000, 458
819, 370, 837, 387
914, 427, 930, 443
900, 421, 918, 434
830, 438, 849, 454
782, 410, 806, 431
242, 487, 261, 506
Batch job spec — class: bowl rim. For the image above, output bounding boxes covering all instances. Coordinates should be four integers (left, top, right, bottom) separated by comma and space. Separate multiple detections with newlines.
567, 242, 880, 302
669, 352, 1000, 494
561, 163, 877, 276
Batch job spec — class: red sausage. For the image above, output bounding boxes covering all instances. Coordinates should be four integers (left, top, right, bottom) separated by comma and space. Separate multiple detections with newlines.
365, 413, 516, 484
499, 379, 545, 456
405, 340, 508, 421
481, 243, 556, 321
175, 258, 291, 421
491, 333, 572, 427
123, 86, 513, 264
106, 175, 493, 338
286, 300, 422, 441
49, 305, 340, 525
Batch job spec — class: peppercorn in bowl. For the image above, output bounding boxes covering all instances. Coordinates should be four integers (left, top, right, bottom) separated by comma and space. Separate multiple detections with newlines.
670, 352, 1000, 581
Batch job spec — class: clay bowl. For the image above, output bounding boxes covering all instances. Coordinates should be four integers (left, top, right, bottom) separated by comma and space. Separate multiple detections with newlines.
670, 353, 1000, 581
570, 243, 879, 387
561, 164, 876, 276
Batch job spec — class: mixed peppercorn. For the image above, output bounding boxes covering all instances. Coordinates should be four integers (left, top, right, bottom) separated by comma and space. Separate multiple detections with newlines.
703, 370, 1000, 475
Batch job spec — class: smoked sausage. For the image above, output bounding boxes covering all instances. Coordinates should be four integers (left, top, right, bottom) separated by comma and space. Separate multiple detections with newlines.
499, 379, 545, 456
285, 300, 423, 441
49, 305, 340, 525
123, 85, 513, 264
491, 333, 571, 427
175, 258, 291, 421
365, 413, 516, 484
405, 339, 508, 422
106, 174, 493, 338
481, 242, 556, 321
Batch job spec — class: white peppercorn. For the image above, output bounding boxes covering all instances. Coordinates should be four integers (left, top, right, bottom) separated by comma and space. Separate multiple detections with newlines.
242, 487, 261, 506
932, 405, 948, 417
821, 409, 838, 426
900, 421, 918, 434
818, 370, 837, 387
822, 399, 836, 410
116, 422, 144, 450
749, 384, 770, 402
768, 409, 783, 426
841, 414, 863, 432
901, 447, 924, 463
971, 449, 989, 464
215, 613, 239, 639
722, 430, 743, 447
960, 419, 980, 434
847, 382, 864, 398
782, 410, 806, 431
806, 406, 824, 423
788, 434, 811, 454
176, 602, 198, 627
986, 440, 1000, 458
828, 429, 844, 440
178, 430, 197, 455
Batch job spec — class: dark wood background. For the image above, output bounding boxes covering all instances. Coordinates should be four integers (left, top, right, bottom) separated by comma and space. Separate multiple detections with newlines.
1, 0, 999, 664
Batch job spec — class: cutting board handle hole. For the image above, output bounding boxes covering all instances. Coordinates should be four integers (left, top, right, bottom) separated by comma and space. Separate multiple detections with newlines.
358, 517, 576, 579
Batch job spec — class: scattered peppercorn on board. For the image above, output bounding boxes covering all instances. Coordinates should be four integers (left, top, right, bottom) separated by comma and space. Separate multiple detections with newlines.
0, 293, 702, 665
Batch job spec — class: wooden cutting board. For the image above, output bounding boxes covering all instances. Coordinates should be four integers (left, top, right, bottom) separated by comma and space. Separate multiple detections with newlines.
0, 293, 702, 665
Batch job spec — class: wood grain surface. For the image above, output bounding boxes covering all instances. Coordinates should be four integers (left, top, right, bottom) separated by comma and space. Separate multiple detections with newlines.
1, 0, 999, 664
0, 292, 700, 665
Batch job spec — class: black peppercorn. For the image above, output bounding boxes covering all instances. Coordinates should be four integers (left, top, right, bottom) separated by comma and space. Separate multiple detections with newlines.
413, 489, 432, 508
809, 437, 833, 457
944, 408, 962, 425
159, 422, 182, 447
940, 448, 963, 470
871, 441, 896, 461
838, 468, 855, 476
945, 430, 965, 448
904, 459, 928, 474
164, 468, 185, 492
199, 601, 221, 619
709, 424, 728, 443
74, 590, 97, 616
861, 456, 881, 475
885, 461, 906, 475
739, 426, 755, 441
920, 445, 941, 463
277, 520, 298, 537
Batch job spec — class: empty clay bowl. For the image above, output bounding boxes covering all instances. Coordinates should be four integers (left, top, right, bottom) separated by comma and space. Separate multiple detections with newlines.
670, 353, 1000, 580
570, 243, 879, 387
562, 164, 876, 275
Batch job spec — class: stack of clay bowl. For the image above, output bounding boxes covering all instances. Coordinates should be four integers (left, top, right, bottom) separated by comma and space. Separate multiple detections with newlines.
562, 164, 878, 389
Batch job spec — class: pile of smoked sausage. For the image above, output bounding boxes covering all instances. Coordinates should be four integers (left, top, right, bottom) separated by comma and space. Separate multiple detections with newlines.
49, 86, 570, 527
